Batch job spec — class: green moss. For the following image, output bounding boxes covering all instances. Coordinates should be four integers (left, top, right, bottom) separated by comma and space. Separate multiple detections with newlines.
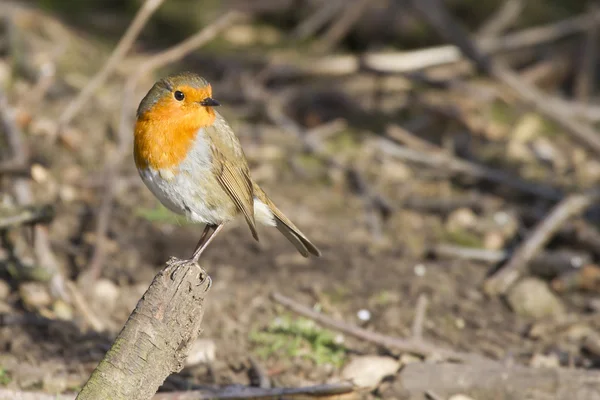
250, 315, 346, 367
489, 101, 517, 126
444, 228, 483, 247
0, 367, 11, 385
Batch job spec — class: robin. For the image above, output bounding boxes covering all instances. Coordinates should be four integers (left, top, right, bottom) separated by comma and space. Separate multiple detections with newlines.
134, 72, 321, 263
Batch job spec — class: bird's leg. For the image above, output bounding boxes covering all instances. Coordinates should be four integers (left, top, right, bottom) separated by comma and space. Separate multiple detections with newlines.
191, 223, 225, 263
193, 224, 216, 254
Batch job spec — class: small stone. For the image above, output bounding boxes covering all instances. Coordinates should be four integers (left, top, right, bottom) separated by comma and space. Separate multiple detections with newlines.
30, 164, 50, 184
341, 356, 399, 389
588, 298, 600, 313
0, 279, 10, 300
413, 264, 426, 277
506, 278, 566, 319
530, 353, 560, 368
59, 185, 77, 203
0, 301, 10, 313
19, 282, 52, 310
484, 231, 505, 250
449, 395, 475, 400
92, 279, 120, 313
357, 309, 371, 322
446, 208, 477, 232
185, 338, 216, 367
399, 353, 421, 366
52, 299, 73, 320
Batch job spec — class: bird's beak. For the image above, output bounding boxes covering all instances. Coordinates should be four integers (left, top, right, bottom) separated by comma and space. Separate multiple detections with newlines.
199, 97, 220, 107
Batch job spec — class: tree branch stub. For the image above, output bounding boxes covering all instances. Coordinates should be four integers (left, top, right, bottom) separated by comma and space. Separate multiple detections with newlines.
76, 258, 211, 400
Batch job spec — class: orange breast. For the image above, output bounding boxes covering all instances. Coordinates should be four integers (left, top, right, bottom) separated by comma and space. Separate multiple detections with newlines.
134, 100, 215, 170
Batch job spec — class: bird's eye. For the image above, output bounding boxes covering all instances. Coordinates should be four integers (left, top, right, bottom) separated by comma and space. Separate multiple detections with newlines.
174, 91, 185, 101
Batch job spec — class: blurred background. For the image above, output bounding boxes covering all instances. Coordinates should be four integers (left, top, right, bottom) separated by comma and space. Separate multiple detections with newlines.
1, 0, 600, 398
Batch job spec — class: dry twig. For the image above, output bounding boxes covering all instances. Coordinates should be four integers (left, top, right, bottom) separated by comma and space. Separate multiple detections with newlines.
380, 128, 562, 201
58, 0, 166, 128
411, 294, 428, 340
313, 0, 371, 53
1, 382, 354, 400
477, 0, 523, 38
410, 0, 600, 157
271, 292, 474, 362
484, 190, 600, 295
291, 0, 344, 41
575, 3, 600, 102
0, 205, 54, 230
152, 382, 355, 399
268, 13, 593, 77
0, 89, 68, 300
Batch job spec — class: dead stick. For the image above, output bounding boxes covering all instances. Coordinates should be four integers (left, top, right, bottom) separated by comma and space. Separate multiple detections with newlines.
411, 294, 428, 340
0, 205, 54, 229
0, 89, 68, 300
484, 191, 600, 295
58, 0, 165, 127
1, 382, 354, 400
410, 0, 600, 157
379, 138, 562, 201
76, 258, 211, 400
477, 0, 523, 38
314, 0, 371, 53
575, 3, 600, 102
268, 13, 593, 77
139, 11, 246, 73
291, 0, 344, 41
152, 382, 355, 399
271, 292, 474, 362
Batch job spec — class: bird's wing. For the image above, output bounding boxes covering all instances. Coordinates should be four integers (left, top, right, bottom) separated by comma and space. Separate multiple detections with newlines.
206, 115, 258, 240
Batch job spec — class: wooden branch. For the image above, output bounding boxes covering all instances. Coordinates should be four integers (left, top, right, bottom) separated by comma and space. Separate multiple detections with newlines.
0, 204, 54, 229
484, 190, 600, 295
313, 0, 371, 53
0, 88, 68, 300
477, 0, 523, 38
398, 361, 600, 400
58, 0, 165, 127
379, 136, 563, 201
291, 0, 344, 41
267, 13, 593, 77
410, 0, 600, 157
271, 292, 477, 363
575, 3, 600, 102
76, 258, 212, 400
152, 382, 355, 399
1, 382, 354, 400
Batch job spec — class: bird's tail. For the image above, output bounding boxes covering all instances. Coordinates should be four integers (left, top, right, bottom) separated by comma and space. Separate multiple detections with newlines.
253, 183, 321, 257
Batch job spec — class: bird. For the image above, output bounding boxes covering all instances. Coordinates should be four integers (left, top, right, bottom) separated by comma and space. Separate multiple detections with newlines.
133, 72, 321, 263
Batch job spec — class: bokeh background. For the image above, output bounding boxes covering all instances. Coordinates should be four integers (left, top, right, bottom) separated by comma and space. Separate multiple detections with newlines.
1, 1, 600, 399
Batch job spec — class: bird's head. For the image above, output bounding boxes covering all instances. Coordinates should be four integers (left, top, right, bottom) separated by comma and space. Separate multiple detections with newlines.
134, 72, 220, 170
137, 72, 220, 126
